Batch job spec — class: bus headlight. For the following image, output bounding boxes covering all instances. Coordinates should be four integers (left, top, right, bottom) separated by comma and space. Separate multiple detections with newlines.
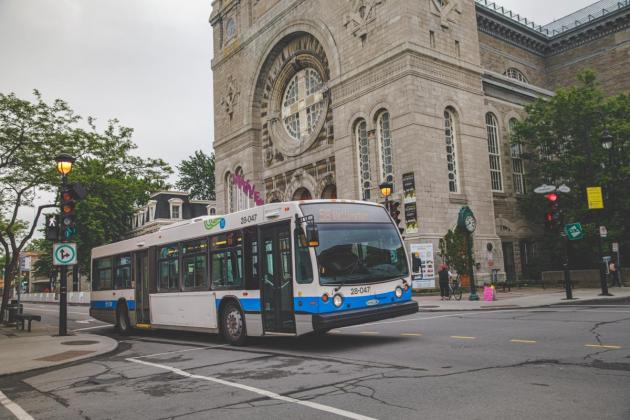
333, 294, 343, 307
395, 287, 403, 298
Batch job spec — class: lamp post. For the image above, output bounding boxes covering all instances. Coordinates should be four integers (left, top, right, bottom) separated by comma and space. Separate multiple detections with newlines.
55, 153, 75, 336
379, 181, 393, 214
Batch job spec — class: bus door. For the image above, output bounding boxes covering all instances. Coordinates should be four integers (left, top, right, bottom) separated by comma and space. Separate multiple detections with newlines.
134, 250, 150, 324
260, 222, 296, 334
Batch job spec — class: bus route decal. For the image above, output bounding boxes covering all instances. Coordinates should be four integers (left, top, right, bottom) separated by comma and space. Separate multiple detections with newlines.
204, 218, 226, 231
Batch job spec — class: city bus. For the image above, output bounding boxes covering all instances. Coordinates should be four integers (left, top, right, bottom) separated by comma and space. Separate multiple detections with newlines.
90, 200, 418, 345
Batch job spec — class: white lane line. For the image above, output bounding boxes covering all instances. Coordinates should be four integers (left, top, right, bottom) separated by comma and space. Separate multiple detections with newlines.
127, 358, 376, 420
0, 391, 34, 420
72, 324, 112, 332
340, 310, 504, 328
134, 344, 228, 359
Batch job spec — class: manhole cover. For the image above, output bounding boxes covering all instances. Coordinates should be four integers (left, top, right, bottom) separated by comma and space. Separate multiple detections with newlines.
61, 340, 99, 346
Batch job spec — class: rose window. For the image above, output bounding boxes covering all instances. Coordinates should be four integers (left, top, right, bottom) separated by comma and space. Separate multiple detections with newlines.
281, 68, 325, 142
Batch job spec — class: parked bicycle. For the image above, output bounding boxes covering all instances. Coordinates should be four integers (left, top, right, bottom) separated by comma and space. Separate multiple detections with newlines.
448, 276, 463, 301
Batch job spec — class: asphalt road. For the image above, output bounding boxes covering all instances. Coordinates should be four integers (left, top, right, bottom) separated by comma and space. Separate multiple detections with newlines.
1, 303, 629, 420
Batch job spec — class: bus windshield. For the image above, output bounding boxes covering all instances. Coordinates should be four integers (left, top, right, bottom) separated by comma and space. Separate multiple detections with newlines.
301, 203, 409, 286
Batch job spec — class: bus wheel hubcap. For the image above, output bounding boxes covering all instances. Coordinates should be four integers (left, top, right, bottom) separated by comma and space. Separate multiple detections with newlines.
226, 310, 242, 337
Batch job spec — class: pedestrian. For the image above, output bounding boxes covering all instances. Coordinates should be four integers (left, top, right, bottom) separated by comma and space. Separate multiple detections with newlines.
438, 264, 450, 300
609, 259, 621, 287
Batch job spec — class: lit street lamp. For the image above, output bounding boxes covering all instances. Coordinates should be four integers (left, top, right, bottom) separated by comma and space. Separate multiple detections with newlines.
379, 181, 393, 213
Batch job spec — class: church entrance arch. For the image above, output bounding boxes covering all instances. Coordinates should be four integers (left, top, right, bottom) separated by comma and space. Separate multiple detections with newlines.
292, 188, 312, 201
320, 184, 337, 199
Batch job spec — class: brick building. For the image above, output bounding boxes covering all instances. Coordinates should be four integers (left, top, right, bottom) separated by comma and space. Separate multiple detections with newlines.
209, 0, 630, 282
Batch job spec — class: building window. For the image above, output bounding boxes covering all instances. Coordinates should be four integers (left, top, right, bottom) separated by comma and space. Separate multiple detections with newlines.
444, 108, 459, 193
429, 31, 435, 48
226, 172, 235, 213
148, 200, 157, 221
225, 17, 236, 42
234, 167, 251, 212
169, 197, 183, 219
509, 118, 526, 195
281, 68, 325, 142
377, 111, 394, 184
486, 113, 503, 192
208, 205, 216, 215
355, 119, 372, 200
504, 68, 529, 84
455, 40, 460, 57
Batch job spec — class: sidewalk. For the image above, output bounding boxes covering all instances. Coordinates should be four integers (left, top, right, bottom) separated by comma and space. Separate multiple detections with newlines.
0, 322, 117, 376
414, 287, 630, 311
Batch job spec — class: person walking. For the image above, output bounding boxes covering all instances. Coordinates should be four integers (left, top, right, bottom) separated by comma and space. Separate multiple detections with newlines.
438, 264, 450, 300
609, 260, 621, 287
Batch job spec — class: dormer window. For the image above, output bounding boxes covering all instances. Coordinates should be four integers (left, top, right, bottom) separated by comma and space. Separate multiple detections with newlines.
169, 198, 183, 220
207, 205, 216, 215
147, 200, 157, 221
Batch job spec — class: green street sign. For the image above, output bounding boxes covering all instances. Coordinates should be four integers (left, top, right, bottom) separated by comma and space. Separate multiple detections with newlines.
564, 223, 584, 241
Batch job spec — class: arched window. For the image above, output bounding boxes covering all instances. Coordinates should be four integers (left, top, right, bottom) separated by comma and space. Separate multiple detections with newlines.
377, 111, 394, 183
509, 118, 525, 195
234, 167, 251, 211
504, 68, 529, 84
444, 108, 459, 193
355, 119, 372, 200
486, 113, 503, 192
225, 172, 236, 213
282, 68, 325, 141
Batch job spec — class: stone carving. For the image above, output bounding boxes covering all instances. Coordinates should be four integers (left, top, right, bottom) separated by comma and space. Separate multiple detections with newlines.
343, 0, 385, 41
431, 0, 461, 28
220, 75, 240, 119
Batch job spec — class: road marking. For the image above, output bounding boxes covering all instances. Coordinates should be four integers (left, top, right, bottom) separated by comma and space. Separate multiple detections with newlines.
135, 344, 228, 359
359, 332, 379, 335
342, 309, 522, 329
451, 336, 476, 340
329, 330, 342, 334
72, 324, 111, 332
126, 358, 376, 420
22, 305, 87, 315
400, 333, 422, 337
0, 391, 34, 420
510, 339, 537, 344
585, 344, 622, 350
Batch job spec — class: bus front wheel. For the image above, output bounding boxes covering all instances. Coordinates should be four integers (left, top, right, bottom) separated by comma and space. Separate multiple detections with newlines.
116, 304, 131, 336
222, 302, 247, 346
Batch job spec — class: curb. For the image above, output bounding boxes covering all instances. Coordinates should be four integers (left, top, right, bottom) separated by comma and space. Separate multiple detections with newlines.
0, 334, 119, 378
417, 295, 630, 312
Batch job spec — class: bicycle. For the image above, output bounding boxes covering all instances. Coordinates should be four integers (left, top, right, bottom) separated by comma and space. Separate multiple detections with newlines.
448, 276, 463, 301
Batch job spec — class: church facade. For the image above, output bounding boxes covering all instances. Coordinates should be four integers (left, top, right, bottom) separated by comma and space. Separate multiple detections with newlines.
209, 0, 630, 282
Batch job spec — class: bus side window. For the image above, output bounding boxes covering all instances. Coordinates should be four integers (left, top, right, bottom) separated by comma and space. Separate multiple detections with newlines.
157, 244, 180, 291
93, 257, 113, 291
294, 228, 313, 284
244, 228, 259, 290
182, 239, 208, 290
114, 254, 132, 289
211, 232, 243, 289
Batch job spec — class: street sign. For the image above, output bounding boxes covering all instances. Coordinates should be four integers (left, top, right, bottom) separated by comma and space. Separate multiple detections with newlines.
599, 225, 608, 238
587, 187, 604, 209
53, 243, 77, 266
564, 223, 584, 241
557, 184, 571, 193
612, 242, 619, 252
534, 184, 556, 194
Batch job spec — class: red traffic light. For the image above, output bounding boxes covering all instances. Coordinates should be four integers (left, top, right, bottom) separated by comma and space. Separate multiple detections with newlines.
544, 193, 558, 202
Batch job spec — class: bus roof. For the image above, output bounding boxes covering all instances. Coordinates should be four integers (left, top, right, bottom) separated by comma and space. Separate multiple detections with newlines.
91, 199, 382, 259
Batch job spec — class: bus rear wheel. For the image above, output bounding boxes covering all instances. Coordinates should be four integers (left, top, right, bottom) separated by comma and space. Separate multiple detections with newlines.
116, 305, 131, 336
222, 302, 247, 346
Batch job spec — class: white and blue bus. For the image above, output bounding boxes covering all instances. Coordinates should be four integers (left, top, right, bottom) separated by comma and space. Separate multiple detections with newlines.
90, 200, 417, 345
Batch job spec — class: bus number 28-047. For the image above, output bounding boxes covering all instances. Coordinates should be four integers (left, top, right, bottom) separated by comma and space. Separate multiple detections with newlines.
350, 286, 371, 295
241, 214, 257, 224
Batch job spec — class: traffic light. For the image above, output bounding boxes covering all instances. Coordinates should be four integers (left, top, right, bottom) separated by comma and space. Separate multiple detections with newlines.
390, 200, 403, 234
45, 214, 60, 241
544, 192, 562, 231
59, 182, 86, 241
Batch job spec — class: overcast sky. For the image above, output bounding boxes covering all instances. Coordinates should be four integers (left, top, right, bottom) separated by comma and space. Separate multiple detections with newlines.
0, 0, 598, 228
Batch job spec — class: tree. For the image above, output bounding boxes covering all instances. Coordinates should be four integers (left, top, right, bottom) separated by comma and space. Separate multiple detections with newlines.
439, 228, 472, 276
176, 150, 216, 200
511, 71, 630, 270
0, 90, 172, 321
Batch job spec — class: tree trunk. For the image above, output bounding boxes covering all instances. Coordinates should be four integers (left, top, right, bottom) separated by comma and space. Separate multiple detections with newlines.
0, 259, 17, 323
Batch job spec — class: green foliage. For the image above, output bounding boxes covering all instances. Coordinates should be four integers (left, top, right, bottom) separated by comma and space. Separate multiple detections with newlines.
511, 71, 630, 269
0, 90, 171, 317
176, 150, 215, 200
438, 228, 472, 275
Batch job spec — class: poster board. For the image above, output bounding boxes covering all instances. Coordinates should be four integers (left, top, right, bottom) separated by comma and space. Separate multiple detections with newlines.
410, 243, 435, 289
402, 172, 418, 234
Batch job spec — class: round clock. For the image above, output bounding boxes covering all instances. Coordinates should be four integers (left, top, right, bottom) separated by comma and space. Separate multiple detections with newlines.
464, 214, 476, 233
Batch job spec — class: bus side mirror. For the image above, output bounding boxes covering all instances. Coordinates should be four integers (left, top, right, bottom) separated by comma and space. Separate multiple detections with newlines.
306, 224, 319, 247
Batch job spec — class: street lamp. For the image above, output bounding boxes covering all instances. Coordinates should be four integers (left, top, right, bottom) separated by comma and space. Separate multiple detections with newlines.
600, 128, 614, 151
55, 153, 75, 176
379, 181, 393, 199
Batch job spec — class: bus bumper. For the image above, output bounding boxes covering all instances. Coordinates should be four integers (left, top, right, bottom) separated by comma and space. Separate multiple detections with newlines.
312, 300, 418, 331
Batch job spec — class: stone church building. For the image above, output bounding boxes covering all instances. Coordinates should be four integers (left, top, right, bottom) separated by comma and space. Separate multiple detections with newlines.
209, 0, 630, 282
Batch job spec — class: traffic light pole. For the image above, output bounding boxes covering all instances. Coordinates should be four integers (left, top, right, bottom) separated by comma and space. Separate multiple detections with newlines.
598, 233, 611, 296
562, 235, 574, 300
59, 175, 68, 336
